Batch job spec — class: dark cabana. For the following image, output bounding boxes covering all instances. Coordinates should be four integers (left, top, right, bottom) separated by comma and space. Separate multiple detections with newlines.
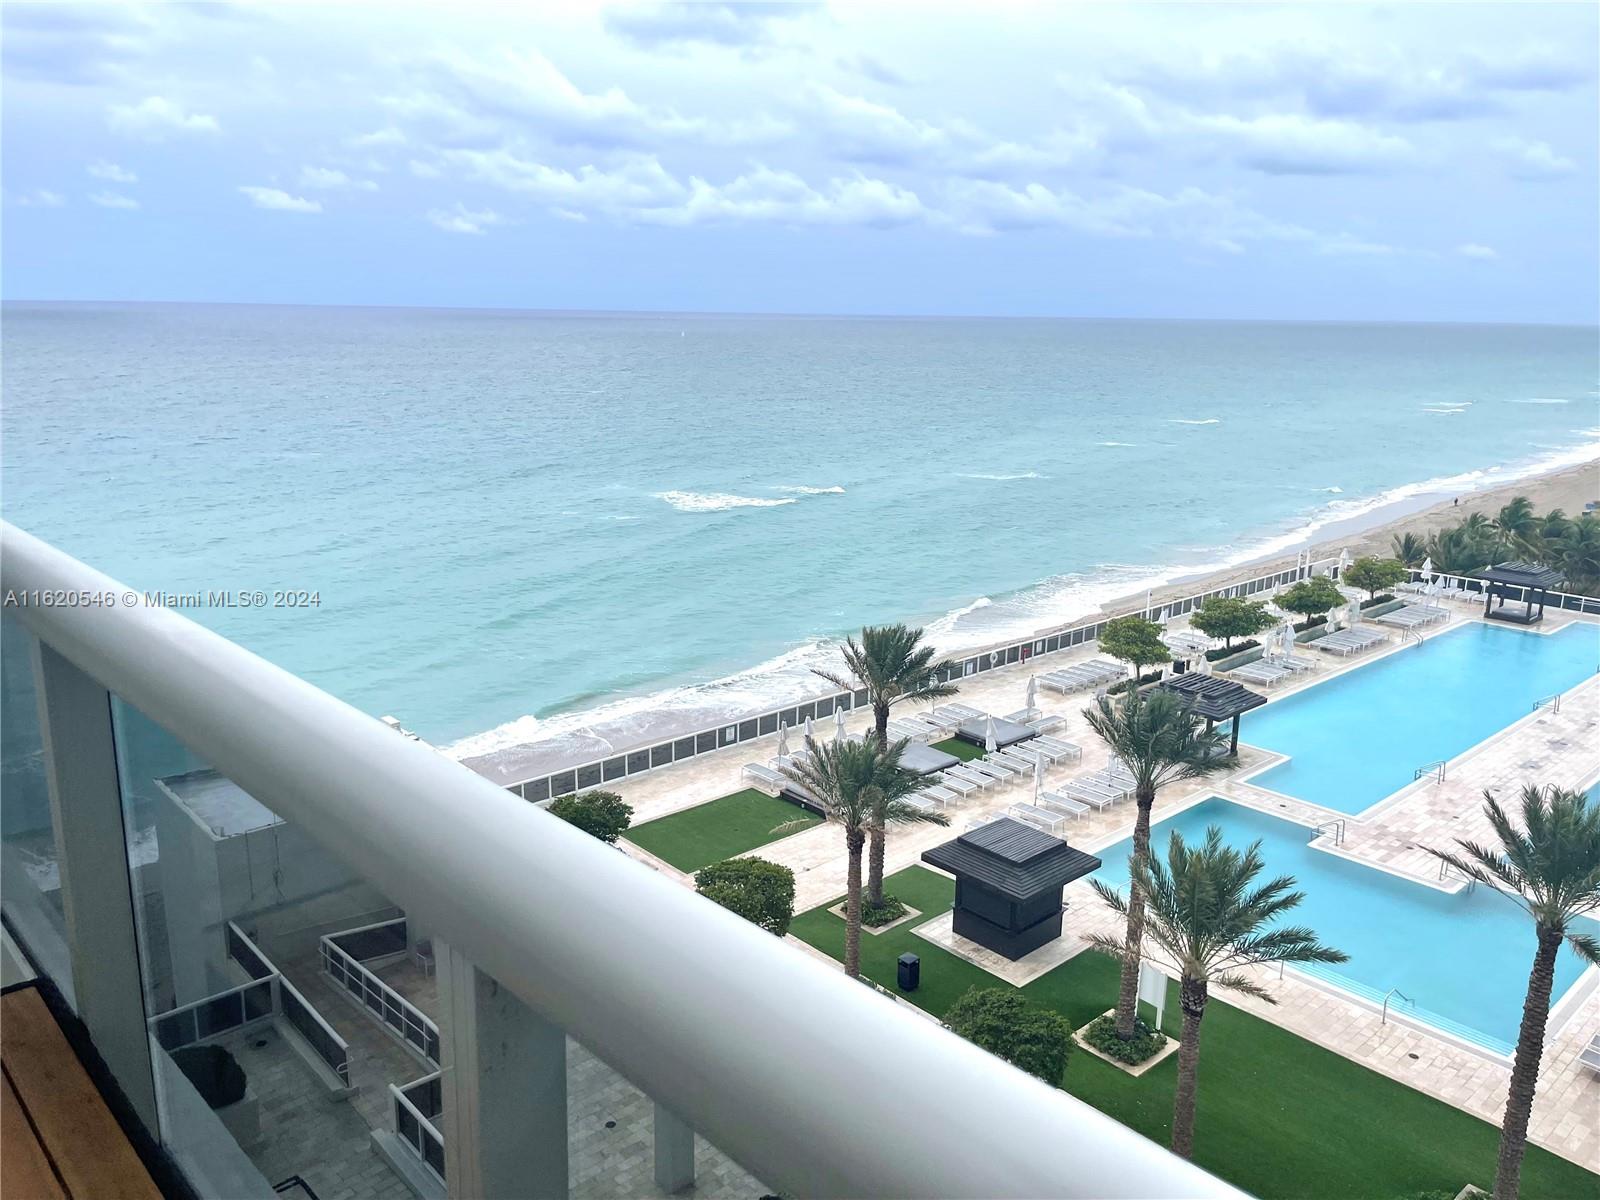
954, 716, 1036, 750
1475, 562, 1566, 625
1157, 674, 1267, 756
923, 818, 1101, 960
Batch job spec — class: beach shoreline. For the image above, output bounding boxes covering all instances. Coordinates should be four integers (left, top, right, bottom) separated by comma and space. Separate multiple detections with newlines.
453, 449, 1598, 780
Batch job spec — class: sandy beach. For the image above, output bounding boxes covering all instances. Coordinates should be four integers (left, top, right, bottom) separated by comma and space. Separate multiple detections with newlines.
1116, 457, 1600, 615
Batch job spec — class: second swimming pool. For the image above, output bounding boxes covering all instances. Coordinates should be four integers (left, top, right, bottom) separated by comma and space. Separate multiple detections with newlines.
1244, 621, 1596, 814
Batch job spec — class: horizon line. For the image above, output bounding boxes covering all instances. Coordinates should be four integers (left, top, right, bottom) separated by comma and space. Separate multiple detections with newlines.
3, 297, 1597, 330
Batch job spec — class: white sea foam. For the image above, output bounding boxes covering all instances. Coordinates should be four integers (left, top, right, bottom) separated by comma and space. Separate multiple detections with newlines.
1097, 441, 1138, 447
1424, 409, 1464, 416
1507, 397, 1572, 405
451, 435, 1600, 766
774, 484, 846, 495
959, 471, 1046, 481
1168, 417, 1221, 425
655, 490, 796, 512
1319, 486, 1344, 494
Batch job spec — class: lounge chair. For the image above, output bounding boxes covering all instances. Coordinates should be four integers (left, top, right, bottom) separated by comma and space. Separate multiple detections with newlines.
1232, 662, 1290, 686
1004, 707, 1042, 724
944, 765, 995, 791
1579, 1034, 1600, 1075
992, 749, 1041, 774
937, 773, 981, 798
1007, 802, 1067, 835
1061, 781, 1117, 810
920, 784, 958, 808
935, 703, 985, 721
1025, 714, 1067, 735
1037, 791, 1091, 820
1034, 736, 1083, 762
965, 759, 1018, 782
742, 763, 786, 792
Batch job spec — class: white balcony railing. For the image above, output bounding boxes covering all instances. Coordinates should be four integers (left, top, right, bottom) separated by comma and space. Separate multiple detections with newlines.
1, 522, 1241, 1199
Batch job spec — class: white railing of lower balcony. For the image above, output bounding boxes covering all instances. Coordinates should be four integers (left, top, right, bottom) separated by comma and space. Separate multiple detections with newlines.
0, 522, 1242, 1200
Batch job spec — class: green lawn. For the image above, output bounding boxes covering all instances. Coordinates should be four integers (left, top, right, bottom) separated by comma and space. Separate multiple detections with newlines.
791, 867, 1598, 1200
624, 789, 820, 873
931, 737, 986, 762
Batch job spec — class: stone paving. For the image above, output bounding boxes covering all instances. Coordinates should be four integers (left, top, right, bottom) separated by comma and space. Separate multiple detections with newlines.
215, 1023, 414, 1200
602, 605, 1600, 1172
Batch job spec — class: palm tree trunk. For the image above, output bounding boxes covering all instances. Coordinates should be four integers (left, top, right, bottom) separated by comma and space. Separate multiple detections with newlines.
1113, 785, 1156, 1037
844, 827, 866, 979
1171, 977, 1208, 1159
866, 701, 891, 906
1494, 926, 1562, 1200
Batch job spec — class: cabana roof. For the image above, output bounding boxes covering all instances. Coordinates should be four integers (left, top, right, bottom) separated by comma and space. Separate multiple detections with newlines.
922, 818, 1101, 902
1477, 562, 1566, 590
1157, 674, 1268, 721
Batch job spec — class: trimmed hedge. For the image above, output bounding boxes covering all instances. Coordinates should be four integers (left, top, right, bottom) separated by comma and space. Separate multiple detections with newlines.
1081, 1013, 1167, 1065
1205, 638, 1260, 663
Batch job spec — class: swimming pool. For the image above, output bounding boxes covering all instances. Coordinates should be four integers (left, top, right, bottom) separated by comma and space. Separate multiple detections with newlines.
1088, 797, 1598, 1054
1245, 621, 1597, 814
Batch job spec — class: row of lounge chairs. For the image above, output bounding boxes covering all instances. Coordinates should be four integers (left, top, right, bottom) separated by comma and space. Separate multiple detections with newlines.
1306, 625, 1387, 656
1013, 755, 1138, 833
1372, 603, 1449, 630
1036, 659, 1124, 695
1230, 653, 1316, 687
887, 709, 962, 742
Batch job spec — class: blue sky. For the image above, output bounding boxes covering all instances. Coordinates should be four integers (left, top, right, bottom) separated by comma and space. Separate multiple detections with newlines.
3, 2, 1596, 322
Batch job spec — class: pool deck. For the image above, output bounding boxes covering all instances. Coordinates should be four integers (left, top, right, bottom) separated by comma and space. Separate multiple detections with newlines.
590, 600, 1600, 1171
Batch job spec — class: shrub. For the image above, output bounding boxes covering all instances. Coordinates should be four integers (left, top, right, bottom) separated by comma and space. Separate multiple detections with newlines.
1080, 1013, 1167, 1065
1190, 596, 1275, 650
861, 894, 908, 927
548, 789, 633, 843
1098, 615, 1171, 676
1204, 639, 1260, 663
1106, 669, 1165, 696
1275, 576, 1343, 622
1292, 615, 1327, 633
1359, 593, 1397, 610
944, 987, 1075, 1083
1344, 556, 1408, 601
172, 1043, 247, 1109
695, 857, 796, 936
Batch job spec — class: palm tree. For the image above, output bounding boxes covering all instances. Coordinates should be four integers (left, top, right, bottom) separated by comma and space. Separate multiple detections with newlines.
1427, 785, 1600, 1200
1555, 514, 1600, 594
1426, 523, 1494, 576
1089, 826, 1346, 1159
777, 736, 948, 978
1391, 531, 1426, 568
814, 625, 957, 906
1491, 497, 1539, 559
1532, 509, 1572, 564
1082, 690, 1230, 1039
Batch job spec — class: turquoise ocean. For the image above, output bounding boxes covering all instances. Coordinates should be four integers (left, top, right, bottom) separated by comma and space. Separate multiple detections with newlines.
3, 302, 1596, 754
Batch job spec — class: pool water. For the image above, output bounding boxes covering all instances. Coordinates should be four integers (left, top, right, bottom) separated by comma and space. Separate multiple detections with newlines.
1246, 622, 1597, 814
1089, 797, 1597, 1053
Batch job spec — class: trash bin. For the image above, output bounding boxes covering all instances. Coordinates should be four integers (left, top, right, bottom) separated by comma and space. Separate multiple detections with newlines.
897, 952, 920, 992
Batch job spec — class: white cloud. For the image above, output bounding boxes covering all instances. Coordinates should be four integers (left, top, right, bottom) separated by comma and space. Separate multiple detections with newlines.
299, 166, 377, 191
238, 186, 322, 213
408, 159, 442, 179
650, 167, 927, 228
440, 148, 687, 212
426, 204, 503, 234
1184, 111, 1416, 176
349, 127, 406, 149
1456, 242, 1498, 260
805, 84, 956, 167
11, 189, 66, 208
88, 190, 139, 209
604, 2, 819, 50
107, 95, 219, 139
1492, 137, 1574, 179
87, 160, 137, 183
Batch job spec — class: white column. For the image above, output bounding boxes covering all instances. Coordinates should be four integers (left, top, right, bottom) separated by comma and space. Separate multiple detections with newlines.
437, 938, 568, 1200
32, 640, 159, 1131
653, 1101, 696, 1194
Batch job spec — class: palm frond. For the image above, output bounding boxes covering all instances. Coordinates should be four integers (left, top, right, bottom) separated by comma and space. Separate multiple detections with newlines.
1213, 970, 1278, 1004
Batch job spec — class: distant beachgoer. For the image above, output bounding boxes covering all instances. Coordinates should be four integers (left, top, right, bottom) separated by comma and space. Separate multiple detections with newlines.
1453, 497, 1459, 506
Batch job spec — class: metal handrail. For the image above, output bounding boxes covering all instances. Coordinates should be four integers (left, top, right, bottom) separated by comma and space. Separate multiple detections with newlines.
1311, 818, 1345, 847
1381, 987, 1414, 1025
0, 523, 1239, 1200
1413, 760, 1447, 784
1532, 693, 1562, 714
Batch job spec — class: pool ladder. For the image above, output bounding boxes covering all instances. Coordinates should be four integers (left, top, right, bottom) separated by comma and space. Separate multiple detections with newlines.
1413, 760, 1447, 784
1438, 859, 1477, 893
1311, 818, 1345, 846
1531, 693, 1562, 714
1381, 987, 1415, 1026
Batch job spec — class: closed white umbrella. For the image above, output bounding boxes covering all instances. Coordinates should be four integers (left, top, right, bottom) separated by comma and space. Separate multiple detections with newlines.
1337, 547, 1351, 577
1026, 675, 1037, 710
1278, 623, 1295, 657
1145, 588, 1154, 619
777, 722, 790, 758
1033, 754, 1045, 798
805, 715, 815, 742
834, 706, 846, 743
1420, 556, 1433, 585
1324, 606, 1339, 633
985, 716, 999, 754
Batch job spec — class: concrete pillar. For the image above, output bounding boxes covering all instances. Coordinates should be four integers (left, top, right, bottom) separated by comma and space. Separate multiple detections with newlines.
654, 1101, 696, 1194
32, 641, 159, 1131
436, 938, 567, 1200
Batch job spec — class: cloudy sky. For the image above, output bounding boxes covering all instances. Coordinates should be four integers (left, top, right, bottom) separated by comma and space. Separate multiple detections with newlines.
4, 2, 1596, 321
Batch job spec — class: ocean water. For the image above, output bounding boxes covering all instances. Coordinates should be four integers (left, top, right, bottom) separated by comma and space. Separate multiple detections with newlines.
3, 303, 1597, 752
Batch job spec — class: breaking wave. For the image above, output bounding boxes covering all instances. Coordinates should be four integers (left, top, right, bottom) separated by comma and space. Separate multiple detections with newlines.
655, 490, 796, 512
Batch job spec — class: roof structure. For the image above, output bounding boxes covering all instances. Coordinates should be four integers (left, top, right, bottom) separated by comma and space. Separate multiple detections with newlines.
1157, 674, 1268, 722
922, 817, 1101, 902
1477, 562, 1566, 589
